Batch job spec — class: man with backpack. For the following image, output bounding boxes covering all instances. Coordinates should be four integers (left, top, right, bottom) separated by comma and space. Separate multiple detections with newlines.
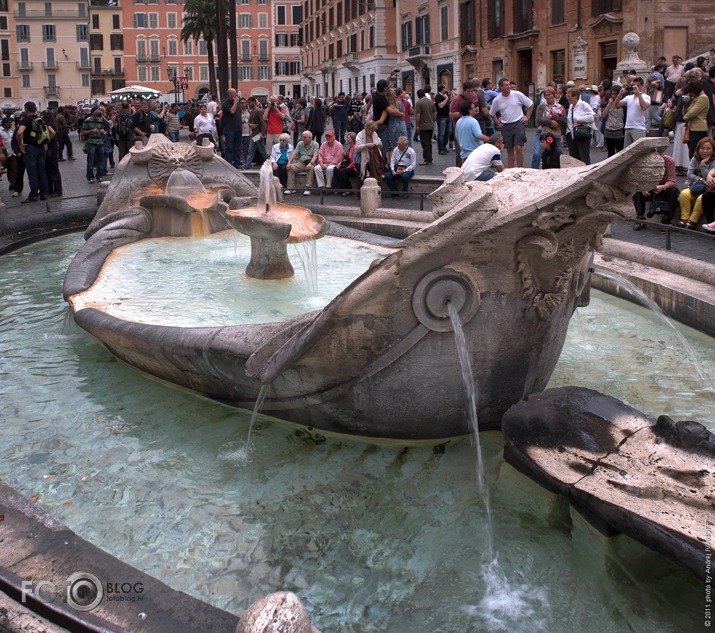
115, 102, 134, 161
15, 101, 53, 203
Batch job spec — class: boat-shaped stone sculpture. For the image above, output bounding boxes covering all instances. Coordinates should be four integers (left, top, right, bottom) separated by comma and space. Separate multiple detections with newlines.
64, 134, 667, 440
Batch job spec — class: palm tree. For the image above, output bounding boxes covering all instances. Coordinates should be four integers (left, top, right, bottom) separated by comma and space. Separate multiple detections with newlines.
182, 0, 222, 98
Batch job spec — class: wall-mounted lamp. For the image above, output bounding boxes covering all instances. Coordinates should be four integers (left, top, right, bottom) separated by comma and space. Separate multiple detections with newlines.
62, 49, 67, 59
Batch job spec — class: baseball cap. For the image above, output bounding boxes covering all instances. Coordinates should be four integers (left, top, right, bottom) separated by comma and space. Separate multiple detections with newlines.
325, 129, 335, 136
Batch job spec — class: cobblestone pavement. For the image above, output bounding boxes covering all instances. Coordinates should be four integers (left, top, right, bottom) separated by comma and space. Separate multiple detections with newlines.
1, 126, 712, 262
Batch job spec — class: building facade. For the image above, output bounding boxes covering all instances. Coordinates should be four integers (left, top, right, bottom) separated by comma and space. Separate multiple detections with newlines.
89, 0, 124, 99
299, 0, 398, 99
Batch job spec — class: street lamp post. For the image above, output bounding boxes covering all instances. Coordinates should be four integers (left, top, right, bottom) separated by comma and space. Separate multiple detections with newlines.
167, 67, 179, 104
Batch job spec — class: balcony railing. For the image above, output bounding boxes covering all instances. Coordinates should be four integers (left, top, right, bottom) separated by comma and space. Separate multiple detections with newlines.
44, 86, 59, 96
97, 68, 124, 76
407, 44, 431, 59
320, 60, 336, 72
343, 52, 359, 69
148, 53, 161, 62
42, 61, 58, 69
76, 60, 91, 69
17, 60, 32, 70
136, 53, 147, 62
15, 9, 86, 19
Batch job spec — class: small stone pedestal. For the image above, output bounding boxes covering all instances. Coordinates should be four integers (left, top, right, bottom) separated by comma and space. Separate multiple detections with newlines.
360, 177, 381, 216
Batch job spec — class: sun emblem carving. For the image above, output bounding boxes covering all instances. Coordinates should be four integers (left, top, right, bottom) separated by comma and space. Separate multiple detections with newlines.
148, 143, 203, 186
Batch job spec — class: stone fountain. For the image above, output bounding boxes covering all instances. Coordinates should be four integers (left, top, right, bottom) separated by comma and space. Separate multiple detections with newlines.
63, 133, 669, 441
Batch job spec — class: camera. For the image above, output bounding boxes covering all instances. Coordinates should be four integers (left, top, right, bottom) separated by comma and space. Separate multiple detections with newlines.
621, 85, 633, 95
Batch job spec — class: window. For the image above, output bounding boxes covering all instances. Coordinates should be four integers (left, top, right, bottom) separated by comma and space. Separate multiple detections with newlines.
138, 66, 147, 81
149, 13, 158, 29
183, 65, 193, 80
3, 88, 10, 98
110, 33, 123, 50
258, 65, 270, 79
19, 48, 29, 68
513, 0, 532, 33
184, 39, 193, 55
113, 14, 120, 29
258, 13, 267, 28
258, 0, 266, 6
78, 3, 86, 17
136, 39, 146, 60
0, 0, 7, 11
292, 5, 302, 24
17, 2, 26, 17
239, 14, 252, 28
149, 38, 160, 57
240, 66, 252, 80
114, 57, 122, 73
82, 73, 90, 87
551, 49, 565, 84
2, 63, 8, 77
150, 65, 160, 81
369, 25, 374, 48
77, 24, 88, 41
80, 48, 89, 67
241, 0, 250, 4
168, 38, 177, 55
44, 2, 52, 17
415, 14, 429, 45
488, 0, 503, 39
551, 0, 565, 24
290, 32, 300, 47
167, 13, 177, 29
290, 60, 300, 75
198, 39, 207, 55
90, 33, 104, 50
275, 32, 288, 47
241, 38, 251, 60
134, 14, 147, 28
199, 65, 208, 81
47, 74, 57, 89
591, 0, 622, 15
401, 21, 412, 50
91, 15, 100, 29
42, 24, 56, 42
440, 4, 448, 41
22, 74, 30, 88
46, 48, 55, 67
0, 17, 6, 30
275, 61, 288, 75
258, 38, 268, 61
277, 5, 286, 25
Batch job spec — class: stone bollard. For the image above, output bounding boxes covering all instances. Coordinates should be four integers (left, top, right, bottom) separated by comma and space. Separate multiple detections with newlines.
235, 591, 320, 633
360, 177, 380, 217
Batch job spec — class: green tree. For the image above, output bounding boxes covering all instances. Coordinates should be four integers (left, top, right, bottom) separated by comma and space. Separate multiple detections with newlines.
181, 0, 225, 99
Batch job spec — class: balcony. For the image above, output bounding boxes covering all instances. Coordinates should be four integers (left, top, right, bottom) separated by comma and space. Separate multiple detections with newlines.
136, 54, 147, 62
97, 68, 124, 76
406, 44, 431, 70
343, 52, 360, 70
320, 60, 336, 73
148, 54, 161, 63
17, 60, 33, 70
42, 61, 58, 70
15, 9, 86, 19
44, 86, 59, 96
76, 60, 91, 70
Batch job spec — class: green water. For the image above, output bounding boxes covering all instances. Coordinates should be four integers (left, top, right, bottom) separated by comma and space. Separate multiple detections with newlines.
1, 233, 711, 632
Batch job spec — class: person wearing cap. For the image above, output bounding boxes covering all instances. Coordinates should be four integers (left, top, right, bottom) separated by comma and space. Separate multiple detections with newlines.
665, 56, 684, 98
314, 129, 343, 191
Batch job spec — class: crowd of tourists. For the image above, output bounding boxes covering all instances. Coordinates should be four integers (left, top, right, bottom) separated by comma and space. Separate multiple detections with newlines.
3, 49, 715, 228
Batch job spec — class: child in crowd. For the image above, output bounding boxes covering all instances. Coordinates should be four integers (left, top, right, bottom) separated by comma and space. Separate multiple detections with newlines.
540, 133, 561, 170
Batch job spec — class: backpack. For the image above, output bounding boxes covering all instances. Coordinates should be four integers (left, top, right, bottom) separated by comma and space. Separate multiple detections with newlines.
117, 112, 133, 139
29, 116, 51, 146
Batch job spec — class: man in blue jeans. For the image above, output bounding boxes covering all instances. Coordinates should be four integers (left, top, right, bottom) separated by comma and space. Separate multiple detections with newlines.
384, 136, 416, 198
80, 109, 107, 183
15, 101, 52, 202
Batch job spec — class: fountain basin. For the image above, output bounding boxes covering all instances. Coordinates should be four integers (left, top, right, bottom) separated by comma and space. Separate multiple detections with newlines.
64, 138, 669, 440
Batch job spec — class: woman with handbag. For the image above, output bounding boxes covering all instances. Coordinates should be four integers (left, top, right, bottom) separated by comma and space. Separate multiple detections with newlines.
333, 132, 358, 194
681, 80, 709, 159
355, 120, 385, 184
565, 87, 595, 164
676, 137, 715, 228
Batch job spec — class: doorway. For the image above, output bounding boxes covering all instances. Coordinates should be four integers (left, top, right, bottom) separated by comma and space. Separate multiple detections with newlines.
516, 49, 533, 92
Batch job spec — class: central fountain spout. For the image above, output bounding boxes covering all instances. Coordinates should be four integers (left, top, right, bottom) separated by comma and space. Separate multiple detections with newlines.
225, 162, 326, 280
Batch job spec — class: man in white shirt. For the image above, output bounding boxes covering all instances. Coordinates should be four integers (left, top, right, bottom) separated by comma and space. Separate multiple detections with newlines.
461, 134, 505, 182
613, 77, 651, 147
207, 94, 218, 117
384, 136, 417, 197
489, 78, 533, 168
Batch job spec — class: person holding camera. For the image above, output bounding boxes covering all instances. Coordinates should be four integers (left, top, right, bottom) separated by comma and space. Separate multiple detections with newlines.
384, 135, 416, 198
264, 95, 289, 150
613, 77, 650, 147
